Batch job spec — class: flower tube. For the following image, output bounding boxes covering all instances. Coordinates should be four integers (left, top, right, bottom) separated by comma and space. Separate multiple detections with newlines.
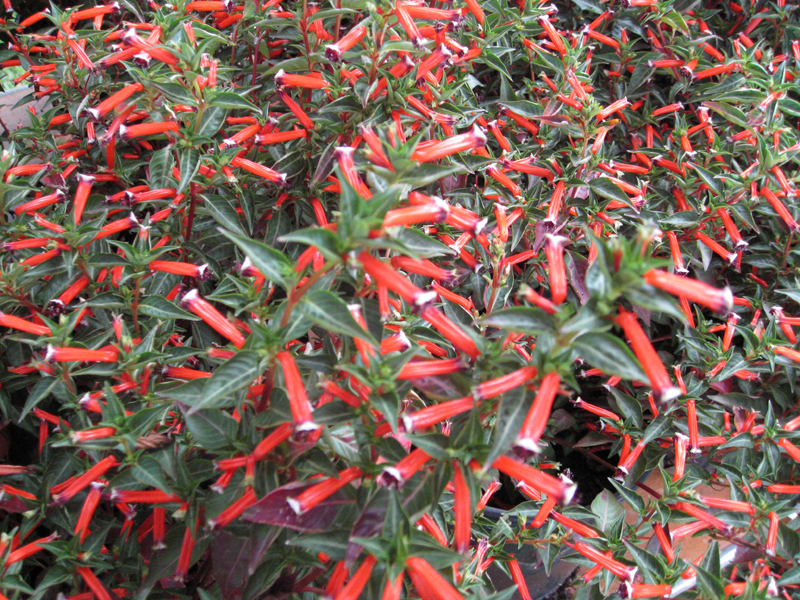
287, 466, 363, 514
275, 351, 318, 433
643, 269, 733, 315
180, 289, 246, 348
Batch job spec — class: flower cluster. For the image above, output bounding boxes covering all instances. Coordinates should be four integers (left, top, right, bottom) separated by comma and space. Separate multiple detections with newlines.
0, 0, 799, 599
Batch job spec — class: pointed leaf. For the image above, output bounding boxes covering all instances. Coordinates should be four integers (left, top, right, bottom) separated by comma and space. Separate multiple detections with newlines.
297, 289, 377, 345
218, 229, 293, 290
189, 350, 260, 413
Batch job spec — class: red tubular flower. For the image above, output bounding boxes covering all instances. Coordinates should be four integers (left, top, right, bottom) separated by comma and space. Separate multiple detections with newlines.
761, 186, 800, 232
325, 25, 367, 62
378, 448, 431, 487
72, 174, 95, 225
398, 357, 467, 380
515, 371, 560, 455
174, 526, 196, 583
411, 125, 487, 162
620, 583, 673, 599
333, 555, 377, 600
14, 189, 66, 215
334, 147, 371, 198
695, 231, 736, 264
149, 260, 209, 279
46, 346, 119, 363
596, 97, 630, 121
75, 481, 105, 543
403, 396, 475, 432
764, 511, 780, 556
419, 306, 480, 359
5, 534, 58, 565
275, 351, 318, 433
406, 556, 465, 600
381, 330, 412, 354
288, 466, 363, 515
360, 251, 436, 306
76, 567, 113, 600
180, 289, 246, 349
229, 156, 286, 185
452, 464, 471, 554
0, 311, 51, 336
88, 83, 144, 120
699, 496, 755, 515
2, 236, 55, 250
545, 235, 568, 304
474, 366, 538, 401
278, 89, 315, 129
52, 455, 118, 504
384, 201, 450, 227
71, 426, 117, 443
614, 308, 678, 403
486, 165, 521, 198
110, 489, 181, 503
275, 69, 329, 90
122, 29, 180, 65
686, 398, 699, 453
508, 557, 532, 600
119, 121, 180, 140
572, 398, 620, 422
671, 501, 729, 531
531, 492, 559, 530
568, 541, 635, 580
476, 480, 500, 511
652, 523, 675, 563
492, 456, 574, 505
643, 269, 733, 315
538, 16, 565, 55
208, 487, 258, 529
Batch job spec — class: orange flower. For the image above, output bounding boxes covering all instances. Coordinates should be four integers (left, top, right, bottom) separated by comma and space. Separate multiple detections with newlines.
333, 555, 377, 600
180, 289, 246, 348
229, 156, 287, 185
398, 357, 467, 379
515, 371, 560, 455
406, 556, 464, 600
46, 346, 119, 363
378, 448, 431, 488
452, 463, 472, 554
88, 83, 144, 120
287, 466, 363, 515
643, 269, 733, 315
492, 455, 575, 504
74, 481, 105, 543
52, 455, 118, 504
474, 366, 538, 401
325, 25, 367, 62
411, 125, 487, 162
208, 487, 258, 530
419, 306, 480, 359
274, 69, 330, 89
76, 567, 113, 600
545, 235, 568, 304
402, 396, 474, 432
0, 311, 51, 336
614, 308, 680, 402
275, 351, 318, 433
119, 121, 180, 140
149, 260, 209, 279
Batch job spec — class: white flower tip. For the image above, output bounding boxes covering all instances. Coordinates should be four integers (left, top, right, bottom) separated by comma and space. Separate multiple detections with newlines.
286, 497, 303, 516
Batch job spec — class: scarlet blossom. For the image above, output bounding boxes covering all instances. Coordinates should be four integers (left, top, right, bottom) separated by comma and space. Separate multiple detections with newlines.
0, 311, 51, 336
46, 346, 119, 363
614, 309, 680, 403
643, 269, 733, 315
275, 351, 318, 433
452, 463, 471, 554
378, 448, 431, 487
492, 456, 575, 504
411, 125, 487, 162
325, 25, 367, 62
515, 371, 561, 455
180, 289, 246, 349
287, 466, 363, 515
406, 556, 465, 600
76, 567, 113, 600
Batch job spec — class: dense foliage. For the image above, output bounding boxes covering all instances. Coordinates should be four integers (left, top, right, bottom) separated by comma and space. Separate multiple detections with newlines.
1, 0, 800, 599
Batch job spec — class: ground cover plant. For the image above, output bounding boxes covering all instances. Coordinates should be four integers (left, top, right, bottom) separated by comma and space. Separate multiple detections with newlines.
0, 0, 799, 598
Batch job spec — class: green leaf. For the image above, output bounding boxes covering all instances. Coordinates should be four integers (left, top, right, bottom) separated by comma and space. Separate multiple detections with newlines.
148, 81, 197, 106
149, 146, 174, 189
609, 479, 644, 513
197, 105, 228, 138
483, 386, 533, 470
132, 456, 173, 495
573, 333, 647, 382
297, 290, 377, 345
19, 377, 57, 422
211, 91, 262, 113
178, 403, 238, 450
139, 296, 200, 320
177, 149, 201, 194
279, 228, 342, 262
482, 307, 557, 335
203, 194, 248, 237
188, 350, 260, 413
591, 490, 626, 533
693, 563, 725, 599
689, 163, 723, 197
218, 229, 294, 290
588, 178, 631, 206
